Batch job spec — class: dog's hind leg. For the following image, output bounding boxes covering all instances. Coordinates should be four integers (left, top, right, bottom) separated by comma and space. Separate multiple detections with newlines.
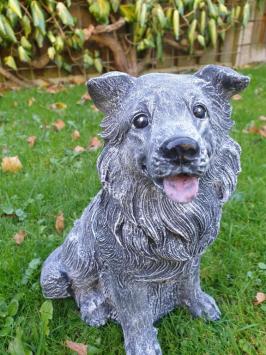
40, 246, 71, 299
179, 256, 221, 321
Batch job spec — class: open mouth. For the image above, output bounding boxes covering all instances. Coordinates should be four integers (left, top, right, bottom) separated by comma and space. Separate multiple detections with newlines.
141, 164, 199, 203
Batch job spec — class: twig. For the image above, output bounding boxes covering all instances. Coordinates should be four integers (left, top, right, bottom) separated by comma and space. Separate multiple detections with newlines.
0, 67, 32, 88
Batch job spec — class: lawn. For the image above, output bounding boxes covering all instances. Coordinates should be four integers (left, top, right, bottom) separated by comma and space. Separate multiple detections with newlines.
0, 65, 266, 355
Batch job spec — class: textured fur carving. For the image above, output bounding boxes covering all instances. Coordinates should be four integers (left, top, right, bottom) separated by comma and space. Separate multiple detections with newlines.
41, 65, 250, 355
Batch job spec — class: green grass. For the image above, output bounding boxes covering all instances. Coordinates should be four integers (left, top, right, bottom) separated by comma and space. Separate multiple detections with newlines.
0, 65, 266, 355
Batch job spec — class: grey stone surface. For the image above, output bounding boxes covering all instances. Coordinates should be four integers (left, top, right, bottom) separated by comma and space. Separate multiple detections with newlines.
41, 65, 250, 355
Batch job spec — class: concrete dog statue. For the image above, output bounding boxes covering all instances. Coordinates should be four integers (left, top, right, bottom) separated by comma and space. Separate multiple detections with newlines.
41, 65, 250, 354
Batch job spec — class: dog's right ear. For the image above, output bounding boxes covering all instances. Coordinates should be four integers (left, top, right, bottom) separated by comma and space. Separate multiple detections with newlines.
87, 72, 136, 114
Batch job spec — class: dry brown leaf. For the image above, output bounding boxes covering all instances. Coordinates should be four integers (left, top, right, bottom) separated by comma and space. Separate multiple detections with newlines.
243, 123, 266, 137
88, 136, 102, 151
259, 115, 266, 121
72, 130, 80, 140
28, 97, 36, 107
55, 212, 64, 233
53, 119, 65, 131
49, 102, 67, 111
91, 104, 99, 112
74, 146, 85, 153
258, 125, 266, 137
1, 156, 23, 173
254, 292, 266, 305
232, 94, 242, 101
65, 340, 87, 355
77, 93, 91, 105
13, 230, 27, 245
45, 84, 65, 94
27, 135, 37, 147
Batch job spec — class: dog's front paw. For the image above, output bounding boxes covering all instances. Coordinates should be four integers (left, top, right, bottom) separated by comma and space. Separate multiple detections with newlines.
185, 291, 221, 321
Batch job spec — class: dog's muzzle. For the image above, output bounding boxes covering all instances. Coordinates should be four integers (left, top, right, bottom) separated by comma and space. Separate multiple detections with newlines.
160, 137, 200, 163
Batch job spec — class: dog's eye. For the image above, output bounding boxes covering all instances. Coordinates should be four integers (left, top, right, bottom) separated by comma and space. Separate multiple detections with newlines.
132, 114, 149, 129
193, 104, 207, 119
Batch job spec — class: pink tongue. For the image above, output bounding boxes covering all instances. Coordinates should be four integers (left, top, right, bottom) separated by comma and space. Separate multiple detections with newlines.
163, 175, 199, 203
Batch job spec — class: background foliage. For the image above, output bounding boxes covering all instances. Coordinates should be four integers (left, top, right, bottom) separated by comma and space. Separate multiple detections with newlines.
0, 0, 251, 75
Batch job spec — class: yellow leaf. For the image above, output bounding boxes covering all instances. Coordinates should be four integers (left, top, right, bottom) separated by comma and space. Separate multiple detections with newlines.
1, 156, 22, 173
49, 102, 67, 111
71, 130, 80, 140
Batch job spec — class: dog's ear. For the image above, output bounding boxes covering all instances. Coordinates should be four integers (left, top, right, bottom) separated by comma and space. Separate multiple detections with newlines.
87, 72, 135, 114
195, 65, 250, 98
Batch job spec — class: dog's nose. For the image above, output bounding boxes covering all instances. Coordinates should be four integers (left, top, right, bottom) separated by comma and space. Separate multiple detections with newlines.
161, 137, 200, 162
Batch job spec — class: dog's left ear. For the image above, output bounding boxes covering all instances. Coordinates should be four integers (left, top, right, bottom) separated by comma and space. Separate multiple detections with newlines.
195, 65, 250, 98
87, 72, 136, 114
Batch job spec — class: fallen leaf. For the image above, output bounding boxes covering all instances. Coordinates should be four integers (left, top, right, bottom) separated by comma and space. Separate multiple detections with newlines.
243, 122, 266, 137
1, 156, 23, 173
28, 97, 36, 107
65, 340, 87, 355
55, 212, 64, 233
49, 102, 67, 111
91, 104, 99, 112
232, 94, 242, 101
45, 84, 65, 94
13, 230, 27, 245
254, 292, 266, 305
258, 125, 266, 137
53, 119, 65, 131
77, 93, 91, 105
27, 136, 37, 147
72, 130, 80, 140
259, 115, 266, 121
73, 146, 85, 153
88, 136, 102, 151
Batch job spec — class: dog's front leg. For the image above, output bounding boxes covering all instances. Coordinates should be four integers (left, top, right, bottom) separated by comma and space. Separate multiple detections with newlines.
107, 273, 162, 355
179, 256, 221, 321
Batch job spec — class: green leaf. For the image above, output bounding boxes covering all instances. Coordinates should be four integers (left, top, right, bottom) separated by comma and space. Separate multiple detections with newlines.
110, 0, 120, 12
48, 47, 56, 60
21, 15, 31, 37
7, 299, 19, 317
6, 8, 18, 26
8, 0, 22, 19
173, 9, 180, 40
188, 19, 197, 47
89, 0, 110, 24
156, 33, 163, 61
40, 300, 53, 336
34, 28, 44, 48
94, 57, 103, 73
119, 4, 135, 22
4, 56, 17, 71
208, 18, 217, 47
0, 300, 8, 317
56, 2, 74, 27
1, 15, 17, 43
21, 36, 32, 50
31, 1, 46, 35
139, 3, 147, 27
83, 51, 94, 68
54, 36, 64, 52
197, 34, 205, 47
8, 327, 32, 355
258, 262, 266, 270
0, 15, 6, 36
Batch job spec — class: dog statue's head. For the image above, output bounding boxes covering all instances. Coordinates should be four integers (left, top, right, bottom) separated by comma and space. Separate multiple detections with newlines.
87, 66, 249, 204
